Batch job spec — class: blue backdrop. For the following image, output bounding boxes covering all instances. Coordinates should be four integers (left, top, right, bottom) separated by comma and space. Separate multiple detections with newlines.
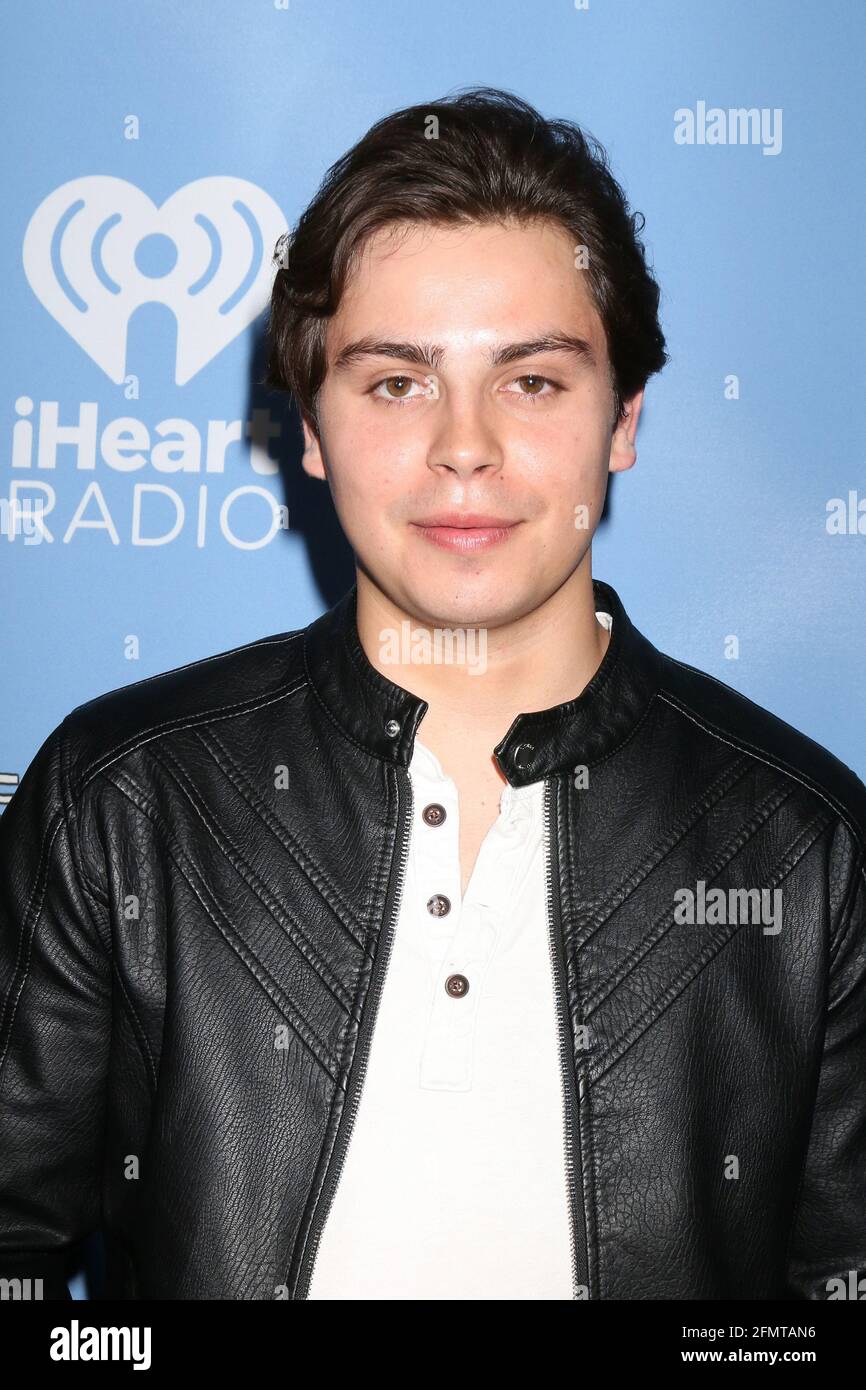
2, 0, 864, 1297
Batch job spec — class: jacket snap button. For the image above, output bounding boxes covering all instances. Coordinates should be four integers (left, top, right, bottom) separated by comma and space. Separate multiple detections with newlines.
513, 741, 535, 770
445, 973, 470, 998
427, 893, 451, 916
422, 802, 447, 826
384, 719, 401, 738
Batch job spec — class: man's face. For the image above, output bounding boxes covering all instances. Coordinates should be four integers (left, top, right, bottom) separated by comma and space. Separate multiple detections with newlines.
301, 217, 642, 628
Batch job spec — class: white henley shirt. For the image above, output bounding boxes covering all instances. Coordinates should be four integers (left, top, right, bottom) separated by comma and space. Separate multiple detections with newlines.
307, 610, 614, 1299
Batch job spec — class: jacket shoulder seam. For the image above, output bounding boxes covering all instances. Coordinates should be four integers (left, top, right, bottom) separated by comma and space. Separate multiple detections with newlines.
656, 687, 866, 883
60, 719, 113, 958
828, 840, 866, 971
72, 668, 308, 799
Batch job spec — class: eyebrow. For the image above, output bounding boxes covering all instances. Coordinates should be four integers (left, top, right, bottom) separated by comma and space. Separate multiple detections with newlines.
330, 332, 598, 373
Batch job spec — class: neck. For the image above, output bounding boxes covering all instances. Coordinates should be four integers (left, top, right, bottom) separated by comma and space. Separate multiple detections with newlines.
354, 558, 610, 758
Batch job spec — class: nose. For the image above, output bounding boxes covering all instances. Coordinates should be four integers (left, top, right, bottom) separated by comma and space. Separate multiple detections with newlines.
425, 396, 505, 480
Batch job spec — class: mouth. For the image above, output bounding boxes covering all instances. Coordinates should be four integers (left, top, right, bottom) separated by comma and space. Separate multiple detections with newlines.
409, 514, 522, 554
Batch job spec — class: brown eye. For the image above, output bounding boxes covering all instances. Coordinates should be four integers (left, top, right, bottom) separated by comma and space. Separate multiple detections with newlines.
385, 375, 412, 397
506, 374, 561, 404
371, 374, 427, 406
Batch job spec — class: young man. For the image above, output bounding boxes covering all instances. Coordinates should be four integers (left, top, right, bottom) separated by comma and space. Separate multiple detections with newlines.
1, 88, 864, 1301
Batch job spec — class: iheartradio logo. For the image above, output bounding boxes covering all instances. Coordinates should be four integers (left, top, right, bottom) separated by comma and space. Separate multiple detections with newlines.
22, 175, 288, 385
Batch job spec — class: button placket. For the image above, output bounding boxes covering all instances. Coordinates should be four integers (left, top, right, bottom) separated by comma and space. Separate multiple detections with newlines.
407, 738, 541, 1091
409, 762, 461, 971
419, 909, 497, 1091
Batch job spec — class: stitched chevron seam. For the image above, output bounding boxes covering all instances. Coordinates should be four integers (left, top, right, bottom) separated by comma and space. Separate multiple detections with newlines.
567, 753, 757, 955
586, 810, 834, 1087
104, 768, 343, 1084
583, 783, 818, 1017
147, 740, 362, 1008
191, 722, 374, 947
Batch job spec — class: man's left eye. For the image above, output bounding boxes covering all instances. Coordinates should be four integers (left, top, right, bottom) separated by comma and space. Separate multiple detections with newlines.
507, 374, 560, 400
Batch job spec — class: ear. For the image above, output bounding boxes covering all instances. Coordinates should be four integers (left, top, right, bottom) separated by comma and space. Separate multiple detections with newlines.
609, 388, 645, 474
300, 412, 327, 481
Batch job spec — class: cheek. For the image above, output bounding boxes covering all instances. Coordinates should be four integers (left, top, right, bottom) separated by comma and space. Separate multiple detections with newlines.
326, 459, 399, 538
533, 464, 607, 544
518, 446, 605, 505
349, 448, 420, 514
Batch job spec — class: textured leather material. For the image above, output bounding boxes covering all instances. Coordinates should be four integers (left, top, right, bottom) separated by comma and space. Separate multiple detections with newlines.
1, 577, 864, 1300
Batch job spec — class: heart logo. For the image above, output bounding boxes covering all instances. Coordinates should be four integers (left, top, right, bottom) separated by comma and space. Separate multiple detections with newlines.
22, 175, 289, 385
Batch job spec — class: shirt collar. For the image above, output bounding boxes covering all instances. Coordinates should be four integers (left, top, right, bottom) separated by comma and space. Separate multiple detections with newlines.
410, 735, 545, 813
303, 577, 663, 788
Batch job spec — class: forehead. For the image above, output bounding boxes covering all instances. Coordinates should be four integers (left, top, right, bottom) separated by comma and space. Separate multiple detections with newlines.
328, 217, 605, 346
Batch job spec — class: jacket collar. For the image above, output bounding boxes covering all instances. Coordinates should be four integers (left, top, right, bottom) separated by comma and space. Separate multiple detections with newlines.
303, 577, 664, 788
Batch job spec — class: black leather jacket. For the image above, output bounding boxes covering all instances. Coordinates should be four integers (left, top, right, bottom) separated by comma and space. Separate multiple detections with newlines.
1, 577, 864, 1301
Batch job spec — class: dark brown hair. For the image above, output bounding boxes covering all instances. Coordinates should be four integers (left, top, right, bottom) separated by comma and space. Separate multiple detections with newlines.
263, 85, 668, 434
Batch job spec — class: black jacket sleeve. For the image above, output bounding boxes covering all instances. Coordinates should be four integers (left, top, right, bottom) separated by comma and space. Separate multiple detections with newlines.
0, 717, 111, 1301
784, 826, 866, 1299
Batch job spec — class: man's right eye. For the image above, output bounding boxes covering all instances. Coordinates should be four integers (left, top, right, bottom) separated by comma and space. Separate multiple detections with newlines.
369, 375, 436, 406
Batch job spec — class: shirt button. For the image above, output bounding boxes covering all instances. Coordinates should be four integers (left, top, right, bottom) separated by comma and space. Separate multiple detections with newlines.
422, 802, 447, 826
445, 973, 470, 998
513, 741, 535, 770
426, 893, 451, 917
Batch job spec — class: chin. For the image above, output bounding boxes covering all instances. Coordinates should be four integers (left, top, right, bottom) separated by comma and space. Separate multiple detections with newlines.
401, 575, 533, 631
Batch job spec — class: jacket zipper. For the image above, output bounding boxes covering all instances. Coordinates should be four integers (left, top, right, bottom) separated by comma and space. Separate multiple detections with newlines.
543, 776, 590, 1300
294, 765, 414, 1299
